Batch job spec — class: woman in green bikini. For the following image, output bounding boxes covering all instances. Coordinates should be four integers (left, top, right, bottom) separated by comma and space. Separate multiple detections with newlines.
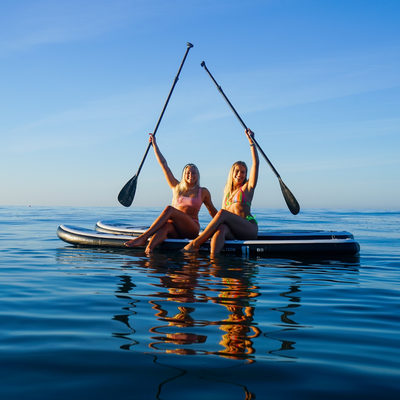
182, 128, 259, 255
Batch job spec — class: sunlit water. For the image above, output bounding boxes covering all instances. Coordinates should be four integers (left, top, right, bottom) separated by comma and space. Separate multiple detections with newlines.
1, 206, 399, 399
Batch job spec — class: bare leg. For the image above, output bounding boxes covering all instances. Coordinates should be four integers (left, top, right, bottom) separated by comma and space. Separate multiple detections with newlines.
182, 209, 258, 253
125, 206, 199, 248
210, 224, 235, 254
145, 222, 177, 254
124, 233, 149, 248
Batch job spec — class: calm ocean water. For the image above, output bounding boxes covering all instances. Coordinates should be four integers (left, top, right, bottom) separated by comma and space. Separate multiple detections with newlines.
1, 206, 400, 399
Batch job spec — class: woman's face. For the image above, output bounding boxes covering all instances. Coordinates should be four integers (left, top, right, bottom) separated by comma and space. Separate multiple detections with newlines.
233, 164, 247, 185
184, 166, 198, 186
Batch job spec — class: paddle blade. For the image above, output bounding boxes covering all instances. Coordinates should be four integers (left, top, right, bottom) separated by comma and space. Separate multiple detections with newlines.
118, 175, 138, 207
279, 178, 300, 215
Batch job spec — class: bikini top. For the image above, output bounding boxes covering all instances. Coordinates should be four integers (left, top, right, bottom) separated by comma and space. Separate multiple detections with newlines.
224, 186, 251, 208
172, 188, 202, 210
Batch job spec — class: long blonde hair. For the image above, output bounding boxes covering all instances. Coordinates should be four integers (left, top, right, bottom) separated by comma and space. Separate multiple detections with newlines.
173, 163, 200, 201
222, 161, 248, 207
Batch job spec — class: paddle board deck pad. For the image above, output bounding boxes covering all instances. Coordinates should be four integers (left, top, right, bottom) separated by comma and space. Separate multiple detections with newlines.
57, 222, 360, 257
95, 220, 148, 236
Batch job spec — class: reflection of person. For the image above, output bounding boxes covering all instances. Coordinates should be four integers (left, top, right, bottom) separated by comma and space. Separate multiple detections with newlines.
182, 129, 259, 254
209, 260, 261, 361
125, 134, 218, 254
219, 305, 261, 360
117, 253, 262, 365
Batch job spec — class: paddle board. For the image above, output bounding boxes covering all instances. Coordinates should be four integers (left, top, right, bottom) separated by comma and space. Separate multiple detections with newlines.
57, 221, 360, 257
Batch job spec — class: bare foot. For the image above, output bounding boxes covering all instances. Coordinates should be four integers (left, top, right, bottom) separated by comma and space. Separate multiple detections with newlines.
144, 245, 153, 255
180, 242, 200, 253
124, 235, 147, 248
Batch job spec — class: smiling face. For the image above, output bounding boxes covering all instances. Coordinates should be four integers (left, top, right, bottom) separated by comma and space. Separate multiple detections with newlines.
184, 165, 198, 187
232, 163, 247, 186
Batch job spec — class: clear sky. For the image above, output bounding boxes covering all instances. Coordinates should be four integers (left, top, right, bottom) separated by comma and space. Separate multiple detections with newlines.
1, 0, 399, 210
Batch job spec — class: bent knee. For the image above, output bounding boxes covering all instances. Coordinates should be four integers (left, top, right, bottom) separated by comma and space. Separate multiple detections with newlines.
216, 209, 228, 218
162, 205, 174, 215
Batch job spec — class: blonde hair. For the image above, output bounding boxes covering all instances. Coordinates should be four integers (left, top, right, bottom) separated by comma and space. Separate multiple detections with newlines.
222, 161, 248, 207
173, 163, 200, 201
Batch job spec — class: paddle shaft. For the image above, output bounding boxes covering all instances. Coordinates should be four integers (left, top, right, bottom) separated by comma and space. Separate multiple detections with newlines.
201, 61, 281, 178
135, 42, 194, 177
118, 43, 193, 207
200, 61, 300, 215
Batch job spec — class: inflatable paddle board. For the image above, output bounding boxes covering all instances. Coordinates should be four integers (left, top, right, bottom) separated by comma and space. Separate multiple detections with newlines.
57, 221, 360, 257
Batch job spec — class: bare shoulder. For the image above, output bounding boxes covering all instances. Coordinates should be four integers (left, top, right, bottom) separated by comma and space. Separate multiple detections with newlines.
200, 187, 211, 197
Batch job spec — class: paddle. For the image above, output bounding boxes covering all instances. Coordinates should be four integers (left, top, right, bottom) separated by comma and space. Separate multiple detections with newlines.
118, 42, 194, 207
200, 61, 300, 215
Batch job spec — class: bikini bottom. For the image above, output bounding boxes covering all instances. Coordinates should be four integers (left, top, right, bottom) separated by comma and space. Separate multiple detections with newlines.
245, 215, 258, 225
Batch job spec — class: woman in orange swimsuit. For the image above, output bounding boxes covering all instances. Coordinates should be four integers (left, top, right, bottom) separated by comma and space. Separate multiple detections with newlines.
125, 134, 218, 254
182, 128, 259, 255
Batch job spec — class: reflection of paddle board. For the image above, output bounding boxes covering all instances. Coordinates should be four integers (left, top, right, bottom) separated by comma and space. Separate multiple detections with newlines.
56, 221, 360, 257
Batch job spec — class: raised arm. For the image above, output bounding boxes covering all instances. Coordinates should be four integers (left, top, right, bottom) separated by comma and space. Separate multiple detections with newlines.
245, 129, 259, 191
150, 134, 179, 189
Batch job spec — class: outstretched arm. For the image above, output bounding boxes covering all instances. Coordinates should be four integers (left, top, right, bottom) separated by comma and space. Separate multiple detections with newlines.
150, 134, 179, 189
202, 188, 218, 218
245, 129, 259, 191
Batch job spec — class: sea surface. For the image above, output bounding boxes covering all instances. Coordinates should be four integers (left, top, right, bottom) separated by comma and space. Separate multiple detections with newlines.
1, 206, 399, 399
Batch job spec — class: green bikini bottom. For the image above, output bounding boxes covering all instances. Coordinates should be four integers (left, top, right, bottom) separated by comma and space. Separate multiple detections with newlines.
246, 215, 258, 225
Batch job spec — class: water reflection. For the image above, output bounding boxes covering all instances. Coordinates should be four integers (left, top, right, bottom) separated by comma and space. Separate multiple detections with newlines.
55, 247, 360, 398
276, 285, 301, 325
55, 248, 360, 363
112, 253, 265, 362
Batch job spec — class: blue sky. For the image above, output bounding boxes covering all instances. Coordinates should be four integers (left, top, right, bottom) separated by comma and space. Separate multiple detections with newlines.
1, 0, 399, 210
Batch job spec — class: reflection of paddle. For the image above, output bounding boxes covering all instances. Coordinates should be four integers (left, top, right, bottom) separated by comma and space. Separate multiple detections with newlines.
118, 43, 194, 207
200, 61, 300, 215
